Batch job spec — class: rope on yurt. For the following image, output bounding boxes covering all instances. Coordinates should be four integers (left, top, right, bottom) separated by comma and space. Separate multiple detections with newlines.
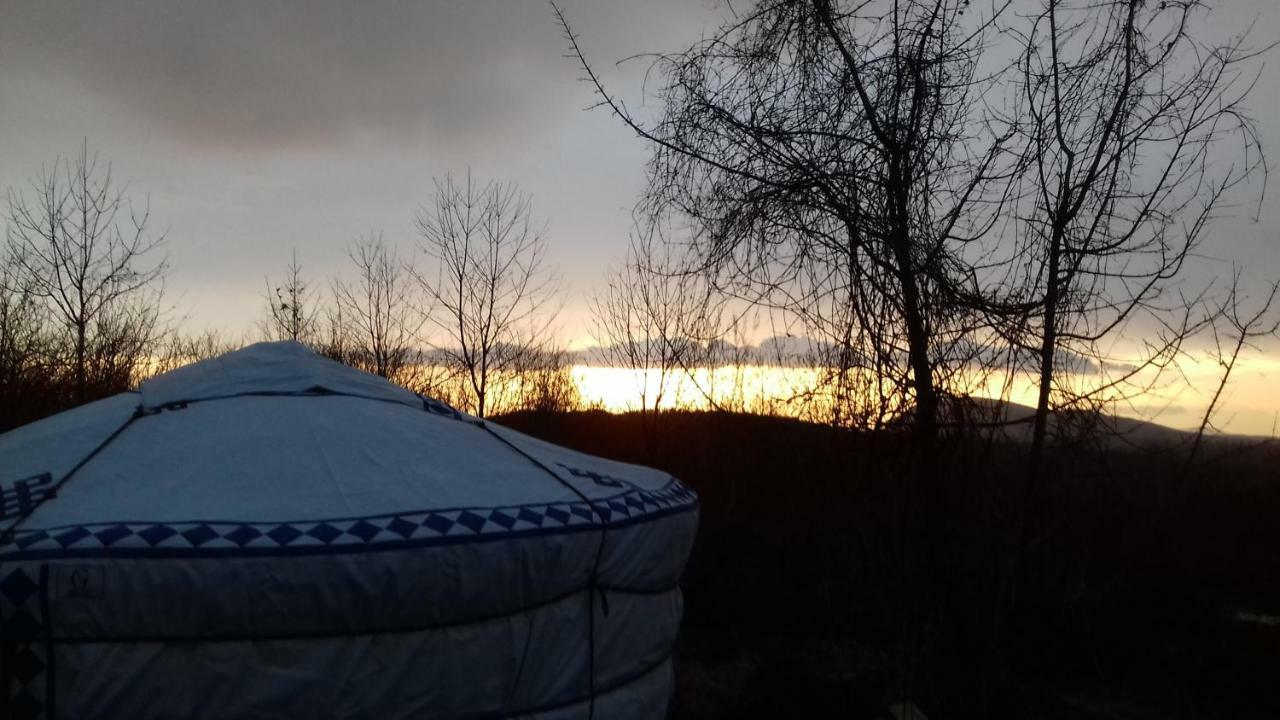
0, 401, 150, 717
477, 421, 610, 720
0, 402, 154, 548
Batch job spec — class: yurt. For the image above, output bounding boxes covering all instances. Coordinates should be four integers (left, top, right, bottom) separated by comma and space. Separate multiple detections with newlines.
0, 342, 698, 719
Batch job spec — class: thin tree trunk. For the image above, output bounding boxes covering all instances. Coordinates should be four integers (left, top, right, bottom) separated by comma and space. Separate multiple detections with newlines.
887, 180, 936, 447
75, 322, 88, 404
1019, 221, 1065, 602
1028, 230, 1062, 483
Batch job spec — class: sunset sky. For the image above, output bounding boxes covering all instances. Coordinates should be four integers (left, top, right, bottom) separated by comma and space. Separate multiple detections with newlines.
1, 0, 1277, 434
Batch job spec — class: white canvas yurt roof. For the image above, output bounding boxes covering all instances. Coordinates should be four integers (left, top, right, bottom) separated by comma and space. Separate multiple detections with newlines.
0, 342, 698, 719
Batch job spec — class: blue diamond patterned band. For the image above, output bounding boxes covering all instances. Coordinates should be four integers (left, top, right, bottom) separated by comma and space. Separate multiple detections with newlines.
1, 479, 697, 561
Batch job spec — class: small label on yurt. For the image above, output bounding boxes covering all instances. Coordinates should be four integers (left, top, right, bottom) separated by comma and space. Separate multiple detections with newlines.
59, 565, 105, 599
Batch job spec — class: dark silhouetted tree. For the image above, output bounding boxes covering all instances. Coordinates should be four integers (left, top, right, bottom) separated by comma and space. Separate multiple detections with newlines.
261, 250, 318, 344
0, 259, 54, 430
591, 224, 703, 416
990, 0, 1268, 490
332, 233, 421, 380
415, 172, 559, 418
4, 141, 167, 405
558, 0, 1019, 445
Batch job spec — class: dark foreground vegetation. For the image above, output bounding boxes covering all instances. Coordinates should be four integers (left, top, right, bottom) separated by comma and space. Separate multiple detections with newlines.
498, 409, 1280, 720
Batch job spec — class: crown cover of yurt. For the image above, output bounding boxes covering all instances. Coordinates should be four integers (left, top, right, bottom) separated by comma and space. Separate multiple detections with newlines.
0, 342, 698, 719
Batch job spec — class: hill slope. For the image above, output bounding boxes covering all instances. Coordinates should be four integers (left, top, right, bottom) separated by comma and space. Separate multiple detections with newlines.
497, 409, 1280, 719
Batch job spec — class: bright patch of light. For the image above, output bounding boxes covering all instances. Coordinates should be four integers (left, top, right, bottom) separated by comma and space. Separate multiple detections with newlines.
571, 356, 1280, 437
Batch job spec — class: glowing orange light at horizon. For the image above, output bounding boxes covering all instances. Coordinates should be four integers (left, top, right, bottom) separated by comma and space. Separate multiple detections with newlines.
569, 355, 1280, 437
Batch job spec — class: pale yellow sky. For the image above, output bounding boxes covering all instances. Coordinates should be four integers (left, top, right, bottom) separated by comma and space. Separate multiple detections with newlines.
566, 342, 1280, 437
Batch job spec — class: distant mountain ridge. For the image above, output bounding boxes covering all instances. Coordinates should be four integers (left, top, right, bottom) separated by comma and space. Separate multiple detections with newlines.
940, 397, 1274, 448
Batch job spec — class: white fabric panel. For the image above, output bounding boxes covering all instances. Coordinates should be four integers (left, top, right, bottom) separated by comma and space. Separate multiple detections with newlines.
140, 341, 422, 410
518, 658, 674, 720
39, 517, 691, 641
40, 541, 591, 640
597, 510, 699, 591
485, 423, 676, 498
19, 397, 585, 527
592, 588, 684, 692
52, 589, 680, 720
0, 393, 138, 528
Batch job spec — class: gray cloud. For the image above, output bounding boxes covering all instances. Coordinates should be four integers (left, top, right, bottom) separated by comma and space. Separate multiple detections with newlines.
0, 0, 722, 335
0, 0, 1274, 349
0, 1, 595, 152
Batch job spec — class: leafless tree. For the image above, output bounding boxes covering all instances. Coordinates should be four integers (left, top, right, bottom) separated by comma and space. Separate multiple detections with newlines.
591, 223, 703, 415
4, 141, 167, 404
261, 250, 318, 344
557, 0, 1019, 446
0, 258, 54, 430
415, 172, 560, 418
691, 314, 759, 415
507, 344, 582, 414
332, 233, 422, 380
0, 258, 46, 378
146, 328, 240, 378
1186, 270, 1280, 469
990, 0, 1269, 480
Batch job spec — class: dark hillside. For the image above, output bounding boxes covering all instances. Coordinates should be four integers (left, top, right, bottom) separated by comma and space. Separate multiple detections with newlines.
497, 409, 1280, 719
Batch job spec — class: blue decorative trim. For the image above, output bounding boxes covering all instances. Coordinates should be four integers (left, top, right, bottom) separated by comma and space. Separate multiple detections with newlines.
17, 478, 670, 533
1, 474, 55, 521
0, 481, 697, 561
419, 393, 464, 421
1, 564, 51, 719
556, 463, 634, 489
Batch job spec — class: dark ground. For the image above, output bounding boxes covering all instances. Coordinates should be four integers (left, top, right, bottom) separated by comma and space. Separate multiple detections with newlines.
496, 409, 1280, 720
